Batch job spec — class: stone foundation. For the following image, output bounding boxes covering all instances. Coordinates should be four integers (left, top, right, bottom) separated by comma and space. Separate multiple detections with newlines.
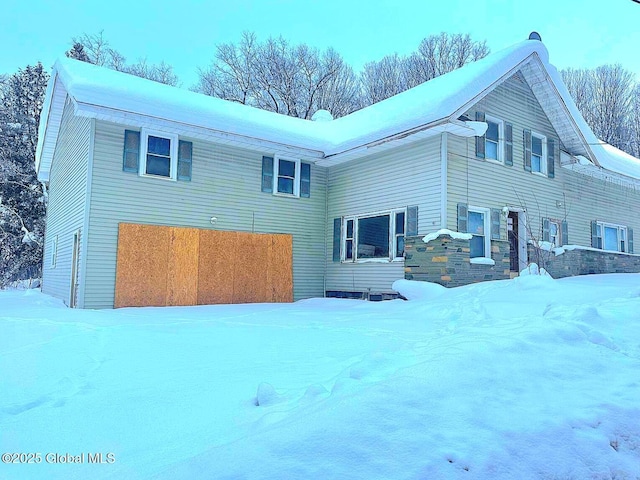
528, 245, 640, 279
404, 234, 511, 287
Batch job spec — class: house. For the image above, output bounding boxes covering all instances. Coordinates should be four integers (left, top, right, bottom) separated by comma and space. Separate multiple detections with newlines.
35, 33, 640, 309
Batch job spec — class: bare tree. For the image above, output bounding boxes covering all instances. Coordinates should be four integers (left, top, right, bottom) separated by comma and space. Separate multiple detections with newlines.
360, 32, 489, 105
195, 32, 361, 119
561, 64, 635, 152
361, 54, 409, 105
628, 85, 640, 157
69, 31, 180, 86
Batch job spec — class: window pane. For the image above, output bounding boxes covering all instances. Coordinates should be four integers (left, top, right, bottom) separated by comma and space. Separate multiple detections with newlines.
357, 215, 390, 258
470, 235, 485, 258
146, 154, 170, 177
279, 159, 296, 178
395, 212, 405, 235
346, 219, 354, 238
532, 135, 542, 155
486, 140, 498, 160
148, 136, 171, 156
277, 177, 294, 194
396, 235, 405, 257
531, 154, 541, 172
604, 226, 619, 251
486, 121, 499, 141
550, 223, 558, 236
346, 240, 353, 260
468, 211, 484, 235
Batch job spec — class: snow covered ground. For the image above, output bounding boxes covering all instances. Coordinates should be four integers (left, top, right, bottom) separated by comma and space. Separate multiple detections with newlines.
1, 273, 640, 479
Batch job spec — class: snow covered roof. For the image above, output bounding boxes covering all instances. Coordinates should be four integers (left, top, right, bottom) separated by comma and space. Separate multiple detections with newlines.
592, 142, 640, 179
35, 36, 640, 181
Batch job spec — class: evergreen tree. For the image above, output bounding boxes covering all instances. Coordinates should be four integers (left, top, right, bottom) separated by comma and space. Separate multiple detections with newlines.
0, 63, 48, 286
65, 42, 92, 63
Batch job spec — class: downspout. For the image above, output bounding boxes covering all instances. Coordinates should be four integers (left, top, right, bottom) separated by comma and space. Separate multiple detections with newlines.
440, 132, 448, 229
323, 166, 329, 297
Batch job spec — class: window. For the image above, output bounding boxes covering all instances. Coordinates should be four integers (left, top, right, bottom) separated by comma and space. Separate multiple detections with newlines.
276, 158, 298, 195
596, 222, 628, 252
548, 220, 560, 246
345, 219, 354, 260
342, 210, 406, 262
485, 116, 503, 162
468, 207, 491, 258
531, 132, 547, 174
262, 156, 311, 198
140, 129, 178, 180
50, 235, 58, 268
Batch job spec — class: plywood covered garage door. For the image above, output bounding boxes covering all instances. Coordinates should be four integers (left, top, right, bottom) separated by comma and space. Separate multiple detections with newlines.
114, 224, 293, 308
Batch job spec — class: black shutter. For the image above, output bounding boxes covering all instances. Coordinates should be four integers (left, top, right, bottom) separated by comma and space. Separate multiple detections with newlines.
490, 209, 501, 240
177, 140, 193, 181
504, 123, 513, 166
457, 203, 468, 233
542, 217, 550, 242
475, 112, 486, 159
561, 220, 568, 246
407, 206, 418, 236
123, 130, 140, 173
300, 163, 311, 198
332, 218, 342, 262
591, 221, 599, 248
523, 129, 532, 172
628, 227, 634, 254
261, 156, 274, 193
547, 138, 555, 178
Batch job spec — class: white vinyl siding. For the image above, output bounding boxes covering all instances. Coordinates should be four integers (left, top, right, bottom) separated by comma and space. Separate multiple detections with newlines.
83, 120, 327, 308
41, 97, 90, 304
447, 72, 640, 250
326, 136, 442, 293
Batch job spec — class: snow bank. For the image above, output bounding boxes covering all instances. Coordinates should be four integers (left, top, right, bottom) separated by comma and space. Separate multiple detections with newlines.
422, 228, 472, 244
392, 279, 447, 301
3, 273, 640, 479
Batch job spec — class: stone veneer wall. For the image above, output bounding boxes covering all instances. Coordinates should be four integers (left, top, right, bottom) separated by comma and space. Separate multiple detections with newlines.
404, 234, 511, 287
528, 245, 640, 279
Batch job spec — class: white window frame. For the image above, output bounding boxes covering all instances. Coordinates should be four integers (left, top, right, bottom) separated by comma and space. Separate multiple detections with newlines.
468, 206, 491, 259
484, 115, 504, 163
273, 156, 301, 197
50, 235, 58, 268
341, 209, 407, 263
139, 128, 179, 181
531, 131, 548, 176
596, 221, 628, 252
548, 219, 560, 247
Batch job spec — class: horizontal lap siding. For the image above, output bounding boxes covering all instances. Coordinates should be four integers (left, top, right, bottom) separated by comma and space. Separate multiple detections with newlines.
84, 121, 326, 308
448, 73, 640, 247
41, 98, 89, 304
326, 136, 442, 292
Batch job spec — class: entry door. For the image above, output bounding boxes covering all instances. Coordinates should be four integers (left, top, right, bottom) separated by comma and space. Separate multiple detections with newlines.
507, 212, 519, 272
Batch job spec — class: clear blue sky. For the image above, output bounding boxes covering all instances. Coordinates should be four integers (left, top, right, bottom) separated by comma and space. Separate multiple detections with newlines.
3, 0, 640, 87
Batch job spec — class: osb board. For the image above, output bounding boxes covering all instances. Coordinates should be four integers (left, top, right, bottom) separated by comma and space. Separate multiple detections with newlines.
167, 227, 199, 306
197, 230, 235, 305
115, 224, 293, 307
115, 223, 170, 308
270, 234, 294, 303
233, 232, 269, 304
